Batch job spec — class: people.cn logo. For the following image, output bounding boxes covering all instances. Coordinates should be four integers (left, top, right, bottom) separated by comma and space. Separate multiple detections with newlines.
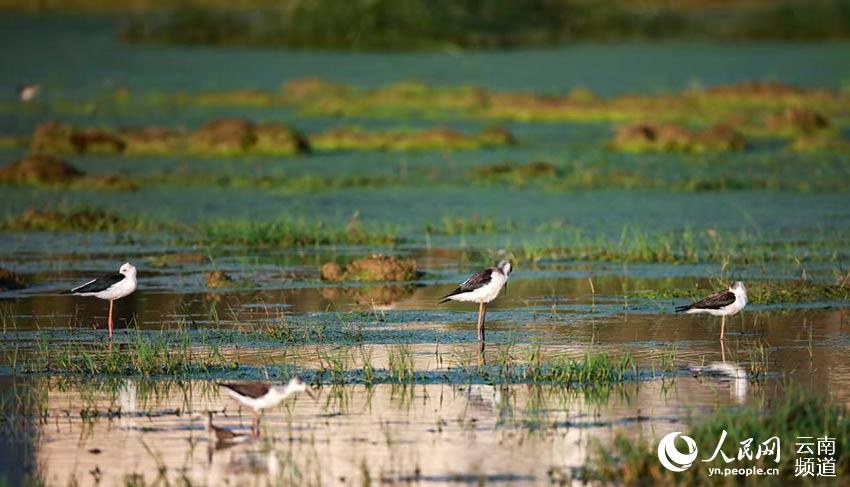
657, 432, 699, 472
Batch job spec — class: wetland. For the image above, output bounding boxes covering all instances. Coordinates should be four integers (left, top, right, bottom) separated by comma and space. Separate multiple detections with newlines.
1, 15, 850, 487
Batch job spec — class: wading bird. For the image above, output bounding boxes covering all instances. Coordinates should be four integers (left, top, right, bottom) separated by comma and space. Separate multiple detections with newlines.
63, 263, 137, 338
18, 83, 41, 102
206, 411, 250, 445
218, 376, 315, 436
675, 281, 748, 340
439, 260, 512, 343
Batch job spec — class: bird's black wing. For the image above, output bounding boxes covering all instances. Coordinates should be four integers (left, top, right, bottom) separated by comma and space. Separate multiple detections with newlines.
676, 290, 735, 312
219, 382, 270, 399
65, 273, 124, 295
439, 267, 494, 304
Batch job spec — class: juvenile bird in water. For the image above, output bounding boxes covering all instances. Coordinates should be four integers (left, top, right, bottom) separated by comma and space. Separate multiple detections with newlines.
218, 376, 315, 436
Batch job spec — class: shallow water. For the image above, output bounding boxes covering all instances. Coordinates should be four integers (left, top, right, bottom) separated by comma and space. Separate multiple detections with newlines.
2, 16, 850, 486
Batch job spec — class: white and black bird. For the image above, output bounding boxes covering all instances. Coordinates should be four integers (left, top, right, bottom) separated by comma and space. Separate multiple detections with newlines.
439, 260, 512, 342
18, 83, 41, 102
219, 376, 315, 436
62, 263, 137, 338
675, 281, 748, 340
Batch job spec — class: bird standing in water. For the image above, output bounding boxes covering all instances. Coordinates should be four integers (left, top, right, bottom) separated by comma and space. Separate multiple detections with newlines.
440, 260, 512, 343
63, 263, 137, 338
218, 376, 315, 436
675, 281, 748, 340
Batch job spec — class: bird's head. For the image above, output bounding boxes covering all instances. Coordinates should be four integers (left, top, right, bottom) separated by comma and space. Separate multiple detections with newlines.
497, 260, 512, 275
275, 375, 316, 400
119, 263, 137, 279
730, 281, 747, 295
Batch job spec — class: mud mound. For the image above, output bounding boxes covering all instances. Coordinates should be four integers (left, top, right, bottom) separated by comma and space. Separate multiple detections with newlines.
321, 255, 417, 281
766, 107, 829, 135
0, 154, 84, 184
206, 270, 233, 288
192, 118, 257, 153
613, 123, 746, 152
0, 267, 25, 291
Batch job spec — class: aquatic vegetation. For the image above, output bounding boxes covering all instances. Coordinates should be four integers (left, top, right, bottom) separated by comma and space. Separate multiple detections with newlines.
789, 134, 850, 152
310, 126, 514, 152
189, 118, 308, 156
120, 126, 181, 154
321, 255, 417, 282
15, 120, 516, 157
387, 344, 414, 383
0, 155, 139, 191
0, 154, 84, 185
747, 279, 850, 304
467, 161, 558, 185
533, 352, 637, 384
205, 270, 233, 288
586, 386, 850, 484
0, 207, 145, 232
269, 78, 850, 130
31, 121, 125, 155
611, 123, 747, 153
75, 173, 140, 191
0, 267, 25, 291
29, 121, 77, 154
23, 331, 235, 376
186, 218, 398, 247
115, 1, 850, 49
426, 214, 517, 236
511, 226, 850, 265
764, 106, 831, 136
149, 252, 210, 267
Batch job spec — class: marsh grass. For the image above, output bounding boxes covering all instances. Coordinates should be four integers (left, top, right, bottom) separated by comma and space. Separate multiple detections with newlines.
509, 225, 850, 266
426, 215, 516, 236
0, 207, 152, 233
22, 330, 235, 376
388, 344, 415, 383
185, 218, 398, 247
535, 352, 637, 384
585, 385, 850, 484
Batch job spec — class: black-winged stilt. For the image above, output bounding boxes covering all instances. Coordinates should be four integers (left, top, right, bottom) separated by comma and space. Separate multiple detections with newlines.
63, 263, 137, 338
675, 281, 748, 340
18, 84, 41, 102
206, 411, 250, 445
219, 376, 315, 436
439, 260, 512, 342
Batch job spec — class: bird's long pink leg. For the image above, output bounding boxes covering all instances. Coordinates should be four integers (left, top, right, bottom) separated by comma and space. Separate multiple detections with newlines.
108, 300, 114, 338
477, 302, 487, 342
720, 315, 726, 341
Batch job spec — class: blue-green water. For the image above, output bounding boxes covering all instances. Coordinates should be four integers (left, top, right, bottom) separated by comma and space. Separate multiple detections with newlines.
2, 16, 850, 486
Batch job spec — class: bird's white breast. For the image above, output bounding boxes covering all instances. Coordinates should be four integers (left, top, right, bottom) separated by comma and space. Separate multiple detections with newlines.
94, 277, 137, 301
449, 271, 507, 304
